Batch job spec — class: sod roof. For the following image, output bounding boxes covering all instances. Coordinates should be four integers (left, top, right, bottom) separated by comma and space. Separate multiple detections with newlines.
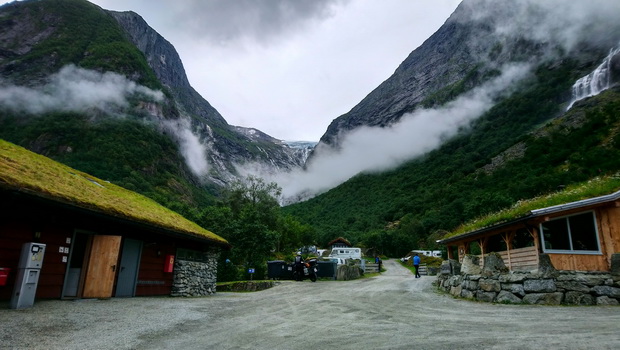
0, 139, 229, 247
328, 237, 352, 247
441, 175, 620, 244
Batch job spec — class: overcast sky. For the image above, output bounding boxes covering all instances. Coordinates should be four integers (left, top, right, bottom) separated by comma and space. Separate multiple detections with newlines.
77, 0, 460, 141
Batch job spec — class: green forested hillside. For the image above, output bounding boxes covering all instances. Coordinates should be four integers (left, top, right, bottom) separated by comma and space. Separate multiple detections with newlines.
0, 0, 213, 221
1, 0, 160, 88
0, 112, 217, 218
284, 59, 620, 257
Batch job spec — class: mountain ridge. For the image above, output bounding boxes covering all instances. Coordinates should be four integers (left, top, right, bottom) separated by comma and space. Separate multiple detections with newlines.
312, 0, 620, 156
0, 0, 309, 219
284, 0, 620, 255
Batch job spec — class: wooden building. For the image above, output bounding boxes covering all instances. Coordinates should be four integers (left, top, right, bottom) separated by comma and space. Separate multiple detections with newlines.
327, 237, 352, 250
0, 140, 230, 301
439, 184, 620, 272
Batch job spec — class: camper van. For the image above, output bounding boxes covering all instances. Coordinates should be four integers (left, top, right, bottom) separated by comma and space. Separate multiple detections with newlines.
329, 247, 362, 259
411, 250, 442, 258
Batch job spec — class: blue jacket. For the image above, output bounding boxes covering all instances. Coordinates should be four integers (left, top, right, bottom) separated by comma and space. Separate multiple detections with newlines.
413, 255, 421, 265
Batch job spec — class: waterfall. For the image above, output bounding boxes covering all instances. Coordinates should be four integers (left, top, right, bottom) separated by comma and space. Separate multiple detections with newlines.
567, 45, 620, 110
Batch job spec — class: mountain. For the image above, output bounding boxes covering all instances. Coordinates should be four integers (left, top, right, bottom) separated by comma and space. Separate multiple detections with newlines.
107, 10, 310, 179
0, 0, 309, 218
285, 0, 620, 255
313, 0, 620, 153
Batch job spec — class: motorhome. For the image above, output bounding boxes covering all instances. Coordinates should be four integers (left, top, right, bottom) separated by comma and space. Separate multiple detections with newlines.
411, 250, 442, 258
329, 247, 362, 259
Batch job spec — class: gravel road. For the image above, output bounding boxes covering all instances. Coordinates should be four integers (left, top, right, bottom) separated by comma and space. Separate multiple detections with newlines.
1, 260, 619, 350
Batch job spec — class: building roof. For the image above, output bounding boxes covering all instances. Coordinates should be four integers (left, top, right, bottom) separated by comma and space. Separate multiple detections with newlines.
439, 176, 620, 244
530, 189, 620, 216
328, 237, 352, 247
0, 139, 230, 247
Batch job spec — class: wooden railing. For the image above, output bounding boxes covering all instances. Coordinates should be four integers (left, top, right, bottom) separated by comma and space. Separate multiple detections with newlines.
476, 246, 539, 271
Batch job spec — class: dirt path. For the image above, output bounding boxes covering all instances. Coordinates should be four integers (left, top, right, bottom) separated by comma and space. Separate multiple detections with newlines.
1, 260, 619, 349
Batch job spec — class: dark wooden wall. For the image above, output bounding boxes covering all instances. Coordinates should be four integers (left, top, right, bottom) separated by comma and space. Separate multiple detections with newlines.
0, 191, 217, 301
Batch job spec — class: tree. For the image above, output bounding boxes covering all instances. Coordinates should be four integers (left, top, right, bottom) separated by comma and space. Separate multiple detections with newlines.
199, 176, 315, 280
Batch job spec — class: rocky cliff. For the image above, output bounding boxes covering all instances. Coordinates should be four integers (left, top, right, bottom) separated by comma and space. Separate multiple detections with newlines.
108, 10, 309, 183
0, 0, 316, 222
314, 0, 620, 155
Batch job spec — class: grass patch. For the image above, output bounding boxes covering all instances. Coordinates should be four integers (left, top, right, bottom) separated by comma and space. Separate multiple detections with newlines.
447, 175, 620, 238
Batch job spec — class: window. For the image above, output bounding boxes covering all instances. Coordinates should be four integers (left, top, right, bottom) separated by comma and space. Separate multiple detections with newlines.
540, 211, 600, 253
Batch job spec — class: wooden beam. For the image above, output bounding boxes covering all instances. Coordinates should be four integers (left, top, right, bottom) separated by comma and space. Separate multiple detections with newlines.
478, 237, 489, 263
501, 231, 514, 270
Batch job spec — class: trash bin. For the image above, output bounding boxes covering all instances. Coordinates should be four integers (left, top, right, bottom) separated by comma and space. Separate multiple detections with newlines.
317, 261, 336, 279
282, 263, 294, 280
267, 260, 285, 279
0, 268, 10, 286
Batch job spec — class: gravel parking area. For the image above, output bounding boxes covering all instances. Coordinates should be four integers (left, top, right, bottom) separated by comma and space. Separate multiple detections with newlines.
1, 260, 619, 349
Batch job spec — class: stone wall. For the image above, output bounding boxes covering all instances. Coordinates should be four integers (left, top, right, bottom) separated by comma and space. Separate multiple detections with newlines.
171, 248, 219, 297
336, 264, 363, 280
217, 281, 277, 292
436, 252, 620, 305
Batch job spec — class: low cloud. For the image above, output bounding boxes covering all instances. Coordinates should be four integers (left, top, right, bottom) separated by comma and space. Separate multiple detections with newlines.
162, 119, 210, 178
461, 0, 620, 54
0, 64, 209, 178
0, 64, 163, 114
269, 63, 532, 201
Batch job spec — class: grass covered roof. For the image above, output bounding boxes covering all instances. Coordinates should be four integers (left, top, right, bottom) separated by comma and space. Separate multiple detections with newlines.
0, 139, 229, 246
443, 175, 620, 242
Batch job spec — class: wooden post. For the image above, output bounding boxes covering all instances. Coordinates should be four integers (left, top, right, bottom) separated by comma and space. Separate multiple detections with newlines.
527, 226, 540, 253
526, 225, 541, 267
501, 231, 515, 270
458, 243, 467, 263
478, 237, 489, 269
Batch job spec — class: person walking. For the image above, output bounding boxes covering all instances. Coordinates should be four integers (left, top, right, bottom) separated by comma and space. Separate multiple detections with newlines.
413, 253, 421, 278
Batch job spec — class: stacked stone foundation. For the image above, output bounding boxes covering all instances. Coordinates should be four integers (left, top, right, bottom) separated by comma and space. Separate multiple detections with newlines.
171, 248, 219, 297
436, 252, 620, 305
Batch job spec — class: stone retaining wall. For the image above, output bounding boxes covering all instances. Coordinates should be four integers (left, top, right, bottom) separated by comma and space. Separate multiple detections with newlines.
217, 281, 277, 292
436, 252, 620, 305
171, 248, 219, 297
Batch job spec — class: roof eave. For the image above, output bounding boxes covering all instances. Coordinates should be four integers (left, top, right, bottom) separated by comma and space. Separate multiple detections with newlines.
530, 189, 620, 216
438, 214, 533, 245
440, 189, 620, 245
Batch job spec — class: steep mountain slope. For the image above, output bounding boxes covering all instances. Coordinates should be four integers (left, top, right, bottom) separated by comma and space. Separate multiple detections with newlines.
107, 10, 308, 180
0, 0, 306, 218
285, 0, 620, 255
312, 0, 620, 152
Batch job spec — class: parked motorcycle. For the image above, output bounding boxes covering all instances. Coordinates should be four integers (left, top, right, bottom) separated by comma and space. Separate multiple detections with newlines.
293, 258, 318, 282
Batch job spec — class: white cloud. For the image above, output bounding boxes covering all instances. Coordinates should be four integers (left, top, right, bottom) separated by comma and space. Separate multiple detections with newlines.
0, 64, 163, 114
460, 0, 620, 54
0, 63, 208, 178
272, 63, 532, 201
162, 119, 210, 178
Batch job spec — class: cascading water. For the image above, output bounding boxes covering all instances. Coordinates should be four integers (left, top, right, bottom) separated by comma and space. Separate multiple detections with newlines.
567, 45, 620, 110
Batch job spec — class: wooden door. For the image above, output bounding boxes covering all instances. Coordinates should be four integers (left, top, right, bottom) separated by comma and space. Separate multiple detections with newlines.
82, 235, 122, 298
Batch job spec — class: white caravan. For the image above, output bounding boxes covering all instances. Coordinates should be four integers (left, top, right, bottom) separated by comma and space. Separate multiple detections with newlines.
329, 247, 362, 259
411, 250, 442, 258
